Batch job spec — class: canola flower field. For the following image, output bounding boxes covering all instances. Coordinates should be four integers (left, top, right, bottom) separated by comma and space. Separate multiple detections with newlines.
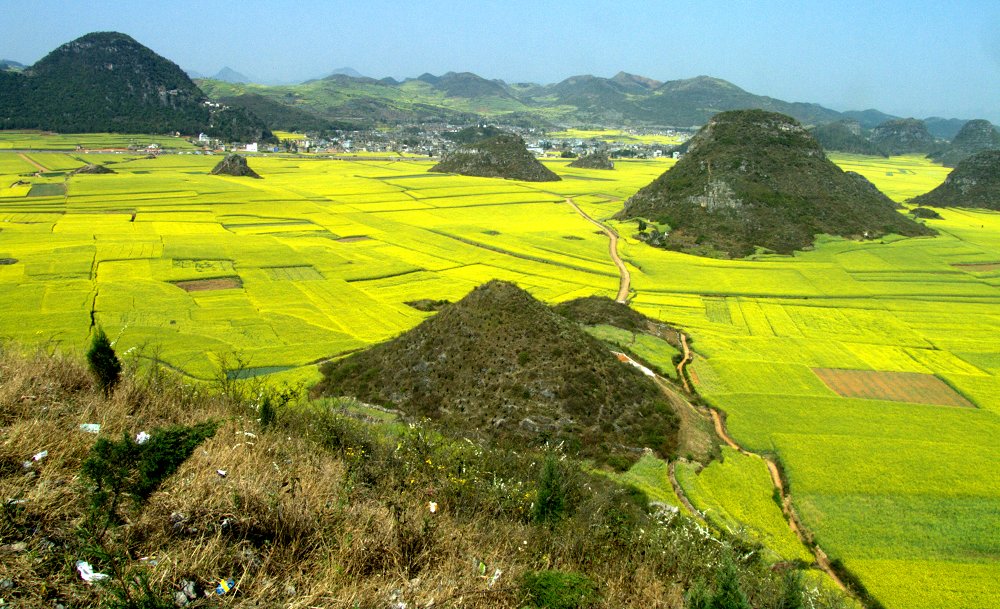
1, 142, 997, 609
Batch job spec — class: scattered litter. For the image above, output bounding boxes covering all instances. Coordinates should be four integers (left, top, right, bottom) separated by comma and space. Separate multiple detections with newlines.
76, 560, 109, 583
139, 556, 158, 567
241, 431, 257, 438
5, 499, 26, 506
487, 568, 502, 588
428, 501, 438, 514
135, 432, 151, 444
182, 580, 197, 600
216, 469, 228, 478
79, 424, 100, 433
215, 578, 235, 595
32, 450, 47, 462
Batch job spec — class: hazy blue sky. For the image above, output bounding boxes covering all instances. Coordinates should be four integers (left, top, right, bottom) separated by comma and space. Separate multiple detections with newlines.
2, 0, 998, 121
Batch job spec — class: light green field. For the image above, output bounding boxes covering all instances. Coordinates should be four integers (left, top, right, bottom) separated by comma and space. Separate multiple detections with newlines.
0, 130, 196, 151
1, 147, 996, 608
675, 448, 814, 563
547, 128, 686, 146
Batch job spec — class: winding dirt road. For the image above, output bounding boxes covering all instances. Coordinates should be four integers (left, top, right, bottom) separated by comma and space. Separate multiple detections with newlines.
565, 198, 630, 303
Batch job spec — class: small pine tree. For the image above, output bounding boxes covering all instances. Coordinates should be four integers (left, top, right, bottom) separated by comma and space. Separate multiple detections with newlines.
778, 569, 805, 609
532, 455, 567, 524
685, 578, 712, 609
712, 557, 750, 609
87, 326, 122, 395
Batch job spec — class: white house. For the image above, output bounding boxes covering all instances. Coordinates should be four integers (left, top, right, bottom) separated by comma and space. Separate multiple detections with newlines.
245, 143, 258, 153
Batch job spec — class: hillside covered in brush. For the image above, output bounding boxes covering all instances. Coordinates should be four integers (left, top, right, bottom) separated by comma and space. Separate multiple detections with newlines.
928, 119, 1000, 167
910, 150, 1000, 210
0, 32, 273, 142
616, 110, 934, 258
314, 281, 676, 465
429, 134, 561, 181
810, 120, 887, 156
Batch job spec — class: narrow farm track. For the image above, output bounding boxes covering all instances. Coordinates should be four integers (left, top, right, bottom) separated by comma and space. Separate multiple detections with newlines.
18, 153, 47, 173
667, 460, 701, 517
709, 408, 851, 595
565, 198, 630, 303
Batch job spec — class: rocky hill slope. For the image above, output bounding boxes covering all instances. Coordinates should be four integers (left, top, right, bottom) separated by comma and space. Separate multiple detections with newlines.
0, 32, 273, 141
615, 110, 934, 257
429, 133, 560, 181
910, 150, 1000, 210
568, 151, 614, 169
313, 281, 678, 465
929, 119, 1000, 167
869, 118, 937, 155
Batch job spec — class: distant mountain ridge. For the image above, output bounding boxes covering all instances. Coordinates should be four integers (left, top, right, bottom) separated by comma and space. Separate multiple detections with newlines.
213, 66, 253, 83
0, 32, 273, 141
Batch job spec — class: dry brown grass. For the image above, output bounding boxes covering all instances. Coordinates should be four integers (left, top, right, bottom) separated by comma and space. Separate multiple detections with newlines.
0, 346, 850, 609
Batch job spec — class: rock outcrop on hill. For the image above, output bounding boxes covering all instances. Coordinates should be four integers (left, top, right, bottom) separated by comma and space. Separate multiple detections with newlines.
929, 119, 1000, 167
210, 154, 261, 178
73, 164, 115, 175
910, 150, 1000, 210
314, 280, 678, 465
869, 118, 937, 155
615, 110, 933, 258
429, 133, 560, 181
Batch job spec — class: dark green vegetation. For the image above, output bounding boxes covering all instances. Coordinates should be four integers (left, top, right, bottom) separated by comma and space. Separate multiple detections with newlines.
616, 110, 933, 258
554, 295, 680, 347
86, 326, 122, 395
429, 134, 561, 181
73, 163, 116, 175
210, 153, 261, 178
568, 151, 615, 170
314, 281, 677, 466
928, 119, 1000, 167
0, 32, 273, 142
868, 118, 937, 155
0, 347, 849, 608
217, 92, 354, 133
442, 124, 506, 145
810, 120, 887, 156
910, 150, 1000, 210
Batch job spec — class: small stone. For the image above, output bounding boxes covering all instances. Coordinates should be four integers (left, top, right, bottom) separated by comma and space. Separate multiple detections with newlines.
0, 578, 13, 589
182, 580, 197, 600
173, 590, 189, 607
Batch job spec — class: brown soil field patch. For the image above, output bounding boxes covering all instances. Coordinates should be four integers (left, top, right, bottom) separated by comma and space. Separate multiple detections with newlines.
171, 277, 243, 292
952, 262, 1000, 272
813, 368, 975, 408
336, 235, 372, 243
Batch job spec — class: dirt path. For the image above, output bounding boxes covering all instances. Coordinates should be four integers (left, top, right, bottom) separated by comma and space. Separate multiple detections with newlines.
676, 332, 693, 394
668, 460, 701, 517
709, 408, 850, 594
18, 153, 47, 174
565, 198, 630, 303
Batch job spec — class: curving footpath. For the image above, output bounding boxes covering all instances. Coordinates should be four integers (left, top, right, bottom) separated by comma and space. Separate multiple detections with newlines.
565, 198, 630, 303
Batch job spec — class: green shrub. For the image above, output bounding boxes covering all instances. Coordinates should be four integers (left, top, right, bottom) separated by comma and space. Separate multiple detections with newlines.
81, 421, 218, 521
532, 455, 568, 524
86, 326, 122, 395
520, 569, 599, 609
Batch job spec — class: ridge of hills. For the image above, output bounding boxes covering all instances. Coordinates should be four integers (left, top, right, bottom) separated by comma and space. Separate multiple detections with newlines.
313, 280, 679, 466
928, 119, 1000, 167
615, 109, 934, 258
0, 32, 273, 141
429, 133, 561, 181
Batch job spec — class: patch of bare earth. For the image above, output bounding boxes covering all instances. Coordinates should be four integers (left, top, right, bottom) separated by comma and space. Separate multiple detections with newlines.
812, 368, 975, 408
172, 277, 243, 292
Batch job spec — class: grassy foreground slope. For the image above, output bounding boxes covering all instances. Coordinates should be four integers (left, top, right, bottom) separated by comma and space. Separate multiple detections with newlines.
0, 348, 846, 608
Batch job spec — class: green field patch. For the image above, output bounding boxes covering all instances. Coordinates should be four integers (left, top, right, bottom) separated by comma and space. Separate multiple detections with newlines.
675, 448, 812, 563
225, 365, 294, 379
584, 324, 680, 378
27, 183, 66, 197
0, 258, 17, 265
263, 265, 324, 281
171, 276, 243, 292
813, 368, 975, 407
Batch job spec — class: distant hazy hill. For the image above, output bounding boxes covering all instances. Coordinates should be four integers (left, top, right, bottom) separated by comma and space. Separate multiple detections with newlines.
0, 59, 25, 72
217, 92, 354, 133
0, 32, 273, 141
924, 116, 969, 140
196, 69, 874, 130
326, 66, 365, 78
869, 118, 938, 155
212, 66, 252, 83
616, 110, 933, 257
314, 280, 679, 465
430, 133, 560, 181
911, 150, 1000, 210
841, 109, 899, 129
928, 119, 1000, 167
